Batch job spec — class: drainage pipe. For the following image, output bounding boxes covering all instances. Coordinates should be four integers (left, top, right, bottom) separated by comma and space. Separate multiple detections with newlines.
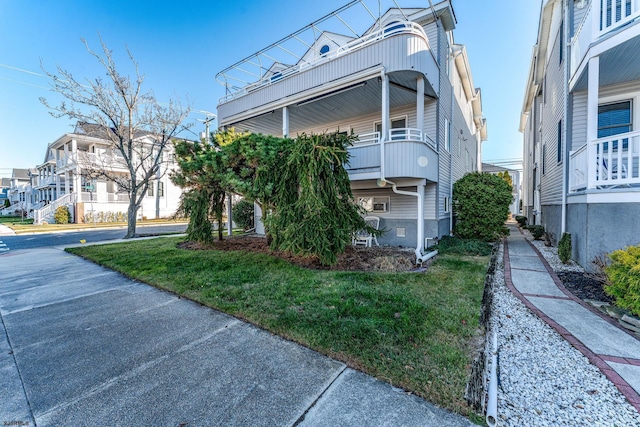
486, 330, 498, 427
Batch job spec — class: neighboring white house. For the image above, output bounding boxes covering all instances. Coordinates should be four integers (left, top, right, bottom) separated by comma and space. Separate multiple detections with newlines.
521, 0, 640, 269
29, 123, 183, 224
215, 0, 487, 260
1, 168, 34, 215
482, 163, 521, 216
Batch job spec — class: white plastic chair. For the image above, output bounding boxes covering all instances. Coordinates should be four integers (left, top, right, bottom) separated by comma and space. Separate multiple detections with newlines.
352, 215, 380, 247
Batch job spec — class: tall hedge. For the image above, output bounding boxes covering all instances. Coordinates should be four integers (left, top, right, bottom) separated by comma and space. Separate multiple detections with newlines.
453, 172, 513, 241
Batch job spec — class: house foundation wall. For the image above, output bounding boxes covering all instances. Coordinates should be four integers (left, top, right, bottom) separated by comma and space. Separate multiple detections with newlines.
556, 201, 640, 271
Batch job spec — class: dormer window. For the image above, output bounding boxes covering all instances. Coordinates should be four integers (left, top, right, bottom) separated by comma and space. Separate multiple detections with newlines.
384, 21, 405, 34
320, 45, 330, 56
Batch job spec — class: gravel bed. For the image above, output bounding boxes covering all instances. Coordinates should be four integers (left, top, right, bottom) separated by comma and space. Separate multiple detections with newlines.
491, 243, 640, 426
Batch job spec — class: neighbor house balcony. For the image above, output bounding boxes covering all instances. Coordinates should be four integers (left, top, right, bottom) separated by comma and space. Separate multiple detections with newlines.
569, 129, 640, 191
56, 151, 128, 172
347, 128, 438, 181
80, 192, 130, 203
571, 0, 640, 87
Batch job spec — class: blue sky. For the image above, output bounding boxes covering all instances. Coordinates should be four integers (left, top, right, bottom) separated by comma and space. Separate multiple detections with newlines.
0, 0, 540, 177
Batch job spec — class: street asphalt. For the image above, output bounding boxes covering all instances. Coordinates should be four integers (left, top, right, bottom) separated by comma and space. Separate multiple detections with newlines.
0, 242, 475, 427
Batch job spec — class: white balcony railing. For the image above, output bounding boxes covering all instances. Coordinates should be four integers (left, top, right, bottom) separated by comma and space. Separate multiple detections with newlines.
572, 0, 640, 76
217, 21, 429, 103
80, 192, 130, 203
569, 129, 640, 191
57, 152, 128, 170
352, 128, 437, 149
600, 0, 640, 34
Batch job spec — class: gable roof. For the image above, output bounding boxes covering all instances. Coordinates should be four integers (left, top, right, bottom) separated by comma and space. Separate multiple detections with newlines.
11, 168, 30, 180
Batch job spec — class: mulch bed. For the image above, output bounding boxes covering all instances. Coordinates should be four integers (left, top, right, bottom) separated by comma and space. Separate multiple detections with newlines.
557, 271, 614, 304
177, 235, 418, 272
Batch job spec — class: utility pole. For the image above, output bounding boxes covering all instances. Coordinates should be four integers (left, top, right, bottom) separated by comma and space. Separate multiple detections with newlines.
198, 111, 216, 144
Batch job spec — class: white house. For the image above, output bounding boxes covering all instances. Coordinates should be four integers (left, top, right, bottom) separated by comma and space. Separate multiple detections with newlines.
2, 168, 34, 215
521, 0, 640, 269
30, 123, 183, 224
215, 0, 487, 260
482, 163, 521, 216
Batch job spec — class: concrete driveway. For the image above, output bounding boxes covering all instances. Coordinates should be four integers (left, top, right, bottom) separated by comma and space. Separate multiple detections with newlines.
0, 245, 475, 427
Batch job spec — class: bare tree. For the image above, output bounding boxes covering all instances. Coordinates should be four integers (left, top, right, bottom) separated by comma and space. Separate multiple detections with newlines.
41, 37, 191, 238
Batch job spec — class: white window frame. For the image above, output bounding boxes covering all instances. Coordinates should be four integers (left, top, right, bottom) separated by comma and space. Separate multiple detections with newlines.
358, 196, 390, 213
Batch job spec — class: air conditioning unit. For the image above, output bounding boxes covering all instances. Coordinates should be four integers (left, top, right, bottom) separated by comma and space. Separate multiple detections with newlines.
372, 202, 387, 212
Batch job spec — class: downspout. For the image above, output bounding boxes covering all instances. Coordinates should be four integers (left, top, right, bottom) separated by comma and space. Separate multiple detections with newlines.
561, 0, 570, 234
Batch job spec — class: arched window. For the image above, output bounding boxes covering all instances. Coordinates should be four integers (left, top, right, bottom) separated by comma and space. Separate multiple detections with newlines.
384, 21, 405, 34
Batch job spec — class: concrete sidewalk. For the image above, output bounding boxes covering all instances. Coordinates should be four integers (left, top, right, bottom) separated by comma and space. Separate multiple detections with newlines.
0, 246, 474, 427
0, 223, 15, 236
504, 223, 640, 412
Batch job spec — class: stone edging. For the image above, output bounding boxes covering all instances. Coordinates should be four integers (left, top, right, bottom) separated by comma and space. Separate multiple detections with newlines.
503, 238, 640, 412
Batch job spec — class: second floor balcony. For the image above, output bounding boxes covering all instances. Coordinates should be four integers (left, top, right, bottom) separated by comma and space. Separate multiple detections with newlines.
347, 128, 438, 181
57, 151, 128, 172
571, 0, 640, 88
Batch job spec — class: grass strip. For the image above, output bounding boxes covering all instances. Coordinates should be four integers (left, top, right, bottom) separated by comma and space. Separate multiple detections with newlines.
68, 237, 488, 420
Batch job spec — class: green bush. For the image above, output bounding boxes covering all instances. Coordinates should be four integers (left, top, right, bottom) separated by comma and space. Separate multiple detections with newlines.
53, 205, 71, 224
453, 172, 513, 241
605, 245, 640, 317
558, 233, 572, 264
526, 225, 545, 240
232, 199, 254, 230
435, 235, 493, 256
515, 215, 528, 227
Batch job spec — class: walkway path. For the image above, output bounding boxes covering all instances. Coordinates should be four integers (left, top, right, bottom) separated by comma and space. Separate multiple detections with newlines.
504, 223, 640, 411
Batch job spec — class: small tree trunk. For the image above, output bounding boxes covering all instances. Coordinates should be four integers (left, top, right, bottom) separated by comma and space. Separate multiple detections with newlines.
125, 201, 138, 238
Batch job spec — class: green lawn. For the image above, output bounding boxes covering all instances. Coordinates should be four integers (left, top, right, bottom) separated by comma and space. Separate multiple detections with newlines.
0, 215, 34, 225
68, 237, 489, 420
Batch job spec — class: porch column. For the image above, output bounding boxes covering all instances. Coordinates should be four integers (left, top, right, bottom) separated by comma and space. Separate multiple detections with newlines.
55, 167, 61, 200
74, 171, 81, 196
416, 181, 425, 255
416, 76, 424, 133
64, 171, 69, 195
381, 73, 390, 140
587, 56, 600, 188
282, 106, 289, 138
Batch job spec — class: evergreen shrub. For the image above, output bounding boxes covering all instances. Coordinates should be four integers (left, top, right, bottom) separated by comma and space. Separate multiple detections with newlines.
54, 205, 71, 224
605, 245, 640, 317
452, 172, 513, 241
232, 199, 254, 230
558, 233, 572, 264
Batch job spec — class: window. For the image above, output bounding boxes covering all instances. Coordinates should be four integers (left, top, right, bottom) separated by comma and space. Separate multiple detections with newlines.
158, 181, 164, 198
444, 118, 451, 151
444, 196, 450, 213
598, 101, 632, 137
147, 183, 154, 197
465, 149, 470, 171
358, 196, 389, 213
542, 144, 547, 175
375, 117, 406, 140
557, 120, 563, 163
598, 100, 632, 151
319, 45, 330, 56
559, 20, 564, 63
384, 21, 404, 34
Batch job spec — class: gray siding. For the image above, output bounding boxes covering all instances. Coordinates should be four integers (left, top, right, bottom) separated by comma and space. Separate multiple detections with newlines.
571, 90, 587, 151
572, 0, 590, 37
540, 23, 566, 206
